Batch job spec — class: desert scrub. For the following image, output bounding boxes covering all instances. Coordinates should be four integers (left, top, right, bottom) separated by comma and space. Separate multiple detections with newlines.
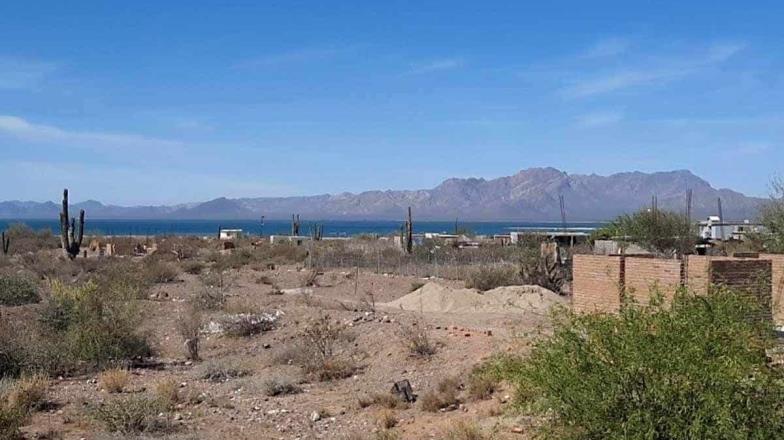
37, 280, 152, 370
0, 274, 39, 306
0, 373, 50, 439
99, 368, 131, 393
496, 290, 784, 439
91, 395, 169, 434
398, 321, 437, 357
298, 315, 357, 381
198, 359, 251, 383
377, 410, 398, 429
180, 260, 204, 275
142, 259, 180, 284
176, 305, 202, 361
443, 421, 485, 440
420, 377, 461, 412
262, 376, 302, 397
465, 265, 519, 291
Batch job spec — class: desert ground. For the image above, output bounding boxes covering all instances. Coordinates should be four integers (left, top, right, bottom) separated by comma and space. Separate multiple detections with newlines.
1, 232, 568, 439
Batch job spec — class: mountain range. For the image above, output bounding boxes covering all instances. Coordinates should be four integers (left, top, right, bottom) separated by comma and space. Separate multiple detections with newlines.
0, 168, 766, 221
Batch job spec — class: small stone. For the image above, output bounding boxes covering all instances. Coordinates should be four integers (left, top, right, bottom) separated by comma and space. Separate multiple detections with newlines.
310, 411, 321, 422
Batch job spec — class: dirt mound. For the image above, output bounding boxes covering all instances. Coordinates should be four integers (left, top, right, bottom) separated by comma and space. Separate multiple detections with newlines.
383, 282, 566, 314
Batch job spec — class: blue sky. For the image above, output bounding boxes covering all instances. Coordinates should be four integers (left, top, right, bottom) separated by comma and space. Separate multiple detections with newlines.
1, 1, 782, 205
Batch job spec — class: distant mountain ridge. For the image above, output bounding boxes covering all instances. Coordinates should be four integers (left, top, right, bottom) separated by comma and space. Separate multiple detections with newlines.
0, 168, 765, 221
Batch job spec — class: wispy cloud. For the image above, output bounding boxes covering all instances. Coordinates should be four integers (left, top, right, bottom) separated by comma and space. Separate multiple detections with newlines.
0, 57, 56, 90
0, 115, 184, 152
561, 42, 745, 98
576, 110, 625, 127
236, 46, 355, 69
579, 38, 630, 59
408, 57, 465, 75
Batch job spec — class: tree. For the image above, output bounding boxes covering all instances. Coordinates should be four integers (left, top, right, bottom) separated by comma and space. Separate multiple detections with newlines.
489, 290, 784, 440
757, 178, 784, 253
593, 208, 695, 255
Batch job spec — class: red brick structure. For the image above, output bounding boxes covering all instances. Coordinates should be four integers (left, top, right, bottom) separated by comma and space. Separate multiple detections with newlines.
573, 253, 781, 321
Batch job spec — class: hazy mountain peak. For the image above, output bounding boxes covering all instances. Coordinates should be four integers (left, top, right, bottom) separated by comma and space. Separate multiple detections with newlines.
0, 168, 763, 221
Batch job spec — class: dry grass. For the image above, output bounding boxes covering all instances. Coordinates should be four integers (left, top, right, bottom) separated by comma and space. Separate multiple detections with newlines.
467, 373, 498, 401
262, 377, 302, 397
99, 368, 131, 393
465, 265, 520, 291
377, 409, 398, 429
3, 374, 50, 412
443, 421, 485, 440
143, 259, 181, 284
298, 315, 357, 381
420, 377, 461, 412
358, 392, 407, 410
176, 305, 202, 361
399, 322, 437, 358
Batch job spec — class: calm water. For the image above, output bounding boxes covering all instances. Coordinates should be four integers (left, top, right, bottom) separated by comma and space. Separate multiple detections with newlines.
0, 219, 604, 237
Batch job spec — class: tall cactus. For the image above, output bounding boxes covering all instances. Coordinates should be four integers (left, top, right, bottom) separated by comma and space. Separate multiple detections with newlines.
291, 214, 301, 236
311, 223, 324, 241
59, 189, 85, 259
1, 230, 8, 256
404, 206, 413, 254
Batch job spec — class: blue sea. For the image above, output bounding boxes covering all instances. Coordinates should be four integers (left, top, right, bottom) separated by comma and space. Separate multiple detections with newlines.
0, 219, 604, 237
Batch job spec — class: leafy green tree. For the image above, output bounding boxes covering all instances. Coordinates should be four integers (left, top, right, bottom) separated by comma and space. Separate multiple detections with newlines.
593, 208, 695, 255
487, 290, 784, 440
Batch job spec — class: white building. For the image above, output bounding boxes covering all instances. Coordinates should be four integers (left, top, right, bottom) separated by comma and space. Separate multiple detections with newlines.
219, 229, 243, 240
698, 217, 763, 241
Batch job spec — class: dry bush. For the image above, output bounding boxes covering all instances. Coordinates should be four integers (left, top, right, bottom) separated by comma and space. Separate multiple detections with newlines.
181, 260, 204, 275
99, 368, 131, 393
256, 275, 274, 285
443, 421, 485, 440
91, 258, 150, 300
220, 313, 276, 337
467, 372, 498, 401
420, 377, 461, 412
262, 377, 302, 397
142, 259, 180, 284
374, 430, 400, 440
301, 269, 319, 287
3, 374, 50, 412
298, 315, 357, 381
176, 305, 202, 361
377, 410, 398, 429
358, 393, 407, 410
465, 265, 520, 291
0, 403, 25, 440
153, 379, 181, 409
0, 274, 39, 306
399, 322, 437, 358
2, 224, 59, 255
91, 395, 169, 434
198, 359, 251, 383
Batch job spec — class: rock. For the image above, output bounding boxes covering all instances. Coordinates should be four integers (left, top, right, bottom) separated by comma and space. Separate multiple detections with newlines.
174, 413, 183, 421
310, 411, 321, 422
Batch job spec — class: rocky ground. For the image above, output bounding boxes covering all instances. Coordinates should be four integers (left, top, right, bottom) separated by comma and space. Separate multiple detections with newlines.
11, 261, 564, 439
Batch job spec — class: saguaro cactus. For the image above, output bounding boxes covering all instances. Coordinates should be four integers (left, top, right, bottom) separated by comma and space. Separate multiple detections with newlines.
59, 189, 85, 259
291, 214, 301, 236
1, 231, 8, 255
404, 206, 413, 254
311, 223, 324, 241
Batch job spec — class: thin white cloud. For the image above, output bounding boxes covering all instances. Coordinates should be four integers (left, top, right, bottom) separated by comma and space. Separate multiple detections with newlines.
236, 46, 354, 69
0, 57, 56, 90
561, 43, 745, 98
408, 58, 465, 75
580, 38, 630, 59
576, 110, 625, 127
0, 115, 184, 151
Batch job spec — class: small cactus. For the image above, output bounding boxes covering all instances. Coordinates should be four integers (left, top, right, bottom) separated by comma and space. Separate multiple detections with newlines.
291, 214, 301, 236
59, 188, 85, 259
1, 230, 9, 255
404, 207, 413, 254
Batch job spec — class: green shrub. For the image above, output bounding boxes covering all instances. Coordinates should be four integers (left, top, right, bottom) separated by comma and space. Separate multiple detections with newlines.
495, 290, 784, 439
0, 275, 39, 306
92, 395, 168, 434
38, 281, 151, 370
0, 403, 24, 440
465, 265, 519, 291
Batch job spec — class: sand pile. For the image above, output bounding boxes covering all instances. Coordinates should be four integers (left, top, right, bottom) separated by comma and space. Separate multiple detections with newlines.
383, 282, 565, 314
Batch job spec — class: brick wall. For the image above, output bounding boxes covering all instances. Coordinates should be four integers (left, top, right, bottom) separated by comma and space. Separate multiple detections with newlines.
625, 257, 681, 305
710, 259, 772, 321
573, 254, 784, 321
572, 255, 622, 313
